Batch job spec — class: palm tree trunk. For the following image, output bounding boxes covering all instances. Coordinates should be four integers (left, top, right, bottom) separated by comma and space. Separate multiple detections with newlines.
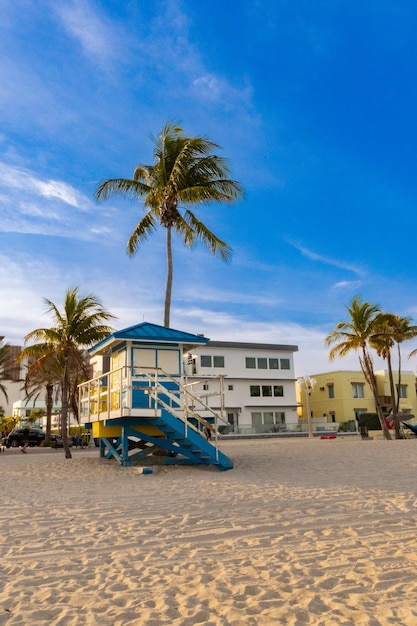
386, 351, 400, 439
360, 348, 392, 440
61, 357, 72, 459
396, 342, 402, 414
164, 225, 173, 327
45, 383, 53, 444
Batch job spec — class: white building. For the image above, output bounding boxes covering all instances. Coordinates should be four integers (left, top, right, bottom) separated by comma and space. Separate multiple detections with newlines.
184, 340, 299, 435
0, 339, 23, 416
12, 398, 64, 429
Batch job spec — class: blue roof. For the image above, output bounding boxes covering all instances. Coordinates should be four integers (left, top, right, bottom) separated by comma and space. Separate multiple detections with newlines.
89, 322, 209, 354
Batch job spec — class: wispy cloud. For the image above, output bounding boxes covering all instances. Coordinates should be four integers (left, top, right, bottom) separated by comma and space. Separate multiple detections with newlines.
0, 162, 126, 241
332, 280, 363, 290
53, 0, 129, 69
0, 163, 86, 209
178, 286, 283, 308
128, 0, 258, 119
191, 73, 254, 113
288, 240, 366, 276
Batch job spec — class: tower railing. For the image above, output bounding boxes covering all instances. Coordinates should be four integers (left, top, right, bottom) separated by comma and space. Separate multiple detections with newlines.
78, 365, 228, 439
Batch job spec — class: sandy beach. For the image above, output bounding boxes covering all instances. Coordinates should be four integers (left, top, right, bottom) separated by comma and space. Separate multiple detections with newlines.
1, 437, 417, 625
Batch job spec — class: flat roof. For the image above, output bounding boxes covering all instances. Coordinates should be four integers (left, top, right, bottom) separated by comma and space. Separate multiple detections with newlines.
203, 341, 298, 352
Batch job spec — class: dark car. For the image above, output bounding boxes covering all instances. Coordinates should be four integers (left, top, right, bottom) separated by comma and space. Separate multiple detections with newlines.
4, 428, 62, 448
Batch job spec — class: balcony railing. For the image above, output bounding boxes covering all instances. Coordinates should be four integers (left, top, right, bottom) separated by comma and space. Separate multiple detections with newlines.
378, 395, 392, 406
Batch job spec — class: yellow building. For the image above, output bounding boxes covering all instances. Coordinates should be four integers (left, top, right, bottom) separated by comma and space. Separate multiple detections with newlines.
297, 370, 417, 432
374, 369, 417, 418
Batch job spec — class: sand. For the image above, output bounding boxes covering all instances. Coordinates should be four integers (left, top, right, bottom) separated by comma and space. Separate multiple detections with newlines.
1, 437, 417, 625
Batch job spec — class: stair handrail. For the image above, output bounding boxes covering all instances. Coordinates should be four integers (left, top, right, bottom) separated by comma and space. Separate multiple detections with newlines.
137, 365, 227, 425
135, 366, 226, 460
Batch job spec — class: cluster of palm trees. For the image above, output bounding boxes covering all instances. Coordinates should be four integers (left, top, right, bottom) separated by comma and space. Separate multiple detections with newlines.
15, 288, 115, 458
326, 295, 417, 440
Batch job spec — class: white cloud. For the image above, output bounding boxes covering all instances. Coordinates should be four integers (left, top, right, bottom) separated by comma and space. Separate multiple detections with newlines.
53, 0, 128, 68
19, 202, 61, 221
90, 226, 112, 235
0, 163, 87, 209
288, 240, 366, 276
179, 285, 283, 307
0, 161, 124, 241
332, 280, 363, 290
192, 74, 253, 111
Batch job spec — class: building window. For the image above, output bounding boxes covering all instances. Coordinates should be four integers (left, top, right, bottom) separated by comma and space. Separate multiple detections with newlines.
352, 383, 365, 398
251, 384, 284, 397
276, 412, 286, 424
246, 356, 290, 370
328, 384, 334, 399
251, 412, 262, 427
228, 384, 234, 391
201, 355, 212, 367
203, 383, 209, 391
213, 356, 224, 368
354, 408, 366, 421
397, 384, 408, 398
251, 411, 286, 428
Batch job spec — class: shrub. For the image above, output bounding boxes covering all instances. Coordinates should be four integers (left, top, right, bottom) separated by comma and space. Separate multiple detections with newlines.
358, 413, 381, 430
338, 420, 356, 432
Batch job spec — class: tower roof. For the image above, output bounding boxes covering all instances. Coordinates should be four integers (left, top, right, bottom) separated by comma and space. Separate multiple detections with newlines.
89, 322, 209, 355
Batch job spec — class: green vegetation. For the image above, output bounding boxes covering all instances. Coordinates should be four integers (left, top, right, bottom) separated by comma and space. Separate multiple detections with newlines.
370, 314, 417, 438
357, 413, 381, 431
327, 296, 417, 440
19, 287, 115, 459
0, 415, 18, 439
95, 121, 243, 327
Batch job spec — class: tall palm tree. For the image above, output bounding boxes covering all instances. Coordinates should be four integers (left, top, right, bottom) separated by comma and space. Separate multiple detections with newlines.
371, 314, 417, 438
95, 122, 243, 327
326, 295, 391, 439
21, 288, 115, 458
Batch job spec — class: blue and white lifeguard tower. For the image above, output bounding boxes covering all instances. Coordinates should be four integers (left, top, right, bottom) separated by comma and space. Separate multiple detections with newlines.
78, 322, 233, 470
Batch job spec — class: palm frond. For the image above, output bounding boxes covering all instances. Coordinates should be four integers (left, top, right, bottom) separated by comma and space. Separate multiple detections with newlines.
127, 211, 158, 255
95, 178, 151, 202
181, 210, 232, 261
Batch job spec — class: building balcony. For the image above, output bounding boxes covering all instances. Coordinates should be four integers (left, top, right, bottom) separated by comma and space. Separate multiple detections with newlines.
378, 395, 391, 407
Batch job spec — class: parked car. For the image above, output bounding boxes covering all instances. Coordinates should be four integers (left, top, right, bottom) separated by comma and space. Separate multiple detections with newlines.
4, 428, 62, 448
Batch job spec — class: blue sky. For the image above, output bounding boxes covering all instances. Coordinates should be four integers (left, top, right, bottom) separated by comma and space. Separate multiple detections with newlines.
2, 0, 417, 375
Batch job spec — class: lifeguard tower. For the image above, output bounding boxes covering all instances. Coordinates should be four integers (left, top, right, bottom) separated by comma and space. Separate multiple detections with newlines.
78, 322, 233, 470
